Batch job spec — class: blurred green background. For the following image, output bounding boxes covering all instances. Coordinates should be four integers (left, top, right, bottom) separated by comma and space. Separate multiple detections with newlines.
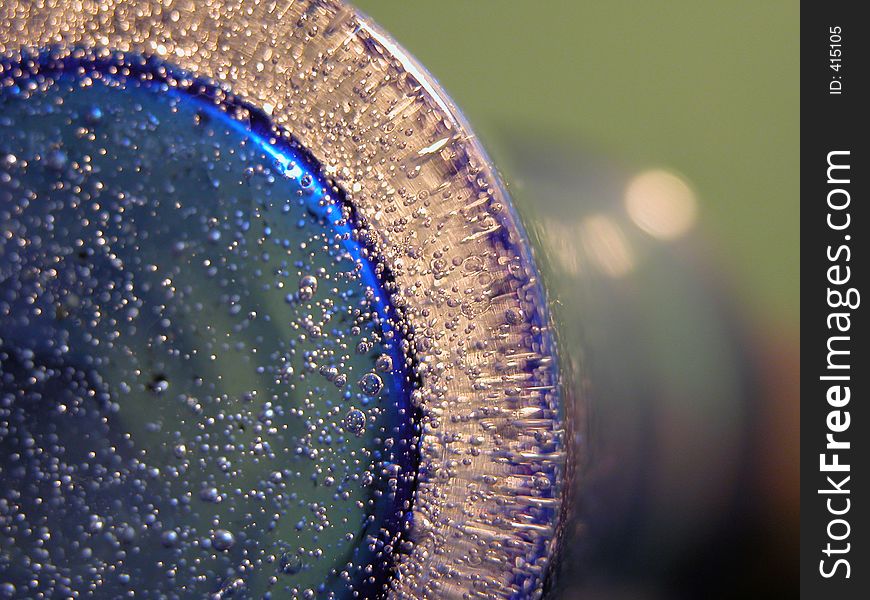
354, 0, 799, 332
353, 2, 800, 596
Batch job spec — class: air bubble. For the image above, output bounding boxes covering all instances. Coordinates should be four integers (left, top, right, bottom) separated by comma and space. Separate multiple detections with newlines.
358, 372, 384, 396
161, 530, 179, 547
280, 552, 304, 575
344, 408, 366, 436
375, 354, 393, 373
298, 274, 317, 300
212, 529, 236, 551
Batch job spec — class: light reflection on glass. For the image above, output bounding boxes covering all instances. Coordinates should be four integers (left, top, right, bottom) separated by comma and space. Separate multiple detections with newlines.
624, 169, 698, 241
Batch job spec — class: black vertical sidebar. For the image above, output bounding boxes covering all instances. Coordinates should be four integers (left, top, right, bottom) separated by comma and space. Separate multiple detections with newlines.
801, 3, 868, 599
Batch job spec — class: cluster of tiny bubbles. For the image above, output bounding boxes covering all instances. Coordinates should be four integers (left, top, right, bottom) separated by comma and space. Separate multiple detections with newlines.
0, 50, 419, 599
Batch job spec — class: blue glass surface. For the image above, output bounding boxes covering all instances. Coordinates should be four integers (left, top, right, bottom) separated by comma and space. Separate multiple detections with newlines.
0, 51, 417, 598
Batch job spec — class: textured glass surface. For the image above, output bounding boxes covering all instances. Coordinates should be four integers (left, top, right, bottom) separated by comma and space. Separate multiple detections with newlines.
1, 53, 414, 598
0, 3, 568, 599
